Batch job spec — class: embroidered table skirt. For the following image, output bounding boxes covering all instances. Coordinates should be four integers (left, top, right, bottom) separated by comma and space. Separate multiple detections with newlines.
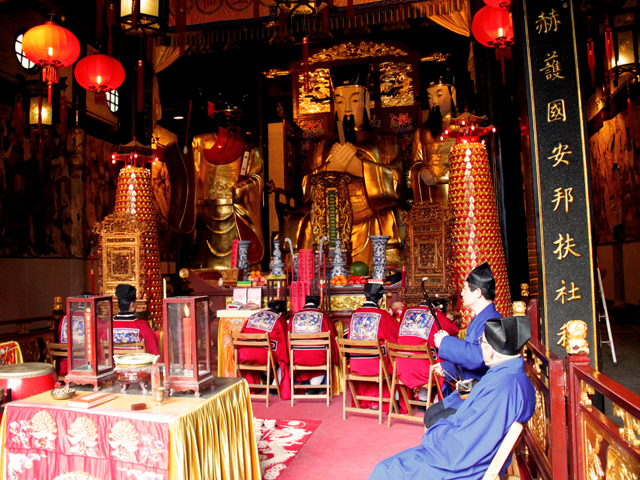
0, 377, 260, 480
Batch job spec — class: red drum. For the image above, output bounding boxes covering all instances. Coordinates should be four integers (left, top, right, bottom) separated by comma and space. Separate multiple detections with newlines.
0, 363, 56, 400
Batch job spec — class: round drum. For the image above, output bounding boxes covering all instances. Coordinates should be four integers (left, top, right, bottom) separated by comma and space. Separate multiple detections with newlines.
0, 363, 56, 401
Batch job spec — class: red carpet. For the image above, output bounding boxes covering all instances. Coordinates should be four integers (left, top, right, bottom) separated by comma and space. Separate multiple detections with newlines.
257, 419, 322, 479
252, 394, 424, 480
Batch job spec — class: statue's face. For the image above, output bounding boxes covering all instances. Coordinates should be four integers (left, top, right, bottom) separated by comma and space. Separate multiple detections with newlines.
334, 85, 368, 126
426, 84, 456, 117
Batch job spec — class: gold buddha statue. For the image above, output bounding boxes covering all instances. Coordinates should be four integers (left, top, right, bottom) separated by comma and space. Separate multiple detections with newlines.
279, 64, 406, 265
191, 96, 265, 268
410, 70, 457, 208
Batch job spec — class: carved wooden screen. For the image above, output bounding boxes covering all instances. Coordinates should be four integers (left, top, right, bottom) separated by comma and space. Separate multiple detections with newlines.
400, 202, 452, 306
567, 355, 640, 480
521, 338, 569, 480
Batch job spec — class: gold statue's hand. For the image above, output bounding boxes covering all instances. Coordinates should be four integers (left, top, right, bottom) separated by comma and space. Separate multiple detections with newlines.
420, 168, 437, 186
327, 142, 362, 177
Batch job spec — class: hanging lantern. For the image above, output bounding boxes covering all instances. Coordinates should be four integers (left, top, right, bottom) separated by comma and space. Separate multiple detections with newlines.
120, 0, 160, 32
22, 22, 80, 105
472, 6, 513, 83
74, 54, 125, 106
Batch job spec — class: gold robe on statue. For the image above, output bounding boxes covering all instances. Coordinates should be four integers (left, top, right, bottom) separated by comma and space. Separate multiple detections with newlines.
409, 117, 456, 208
192, 132, 265, 268
280, 128, 405, 265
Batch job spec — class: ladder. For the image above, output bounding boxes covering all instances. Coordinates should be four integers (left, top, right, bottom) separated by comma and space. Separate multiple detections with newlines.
597, 267, 617, 366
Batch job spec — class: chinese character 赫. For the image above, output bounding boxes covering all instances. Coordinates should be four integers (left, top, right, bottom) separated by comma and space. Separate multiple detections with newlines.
536, 9, 561, 34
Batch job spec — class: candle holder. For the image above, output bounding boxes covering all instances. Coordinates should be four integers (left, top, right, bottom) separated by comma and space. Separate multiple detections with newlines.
153, 387, 166, 406
162, 296, 214, 397
65, 295, 114, 391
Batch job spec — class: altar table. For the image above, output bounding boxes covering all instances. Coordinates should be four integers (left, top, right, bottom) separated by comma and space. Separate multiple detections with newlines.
217, 310, 344, 395
0, 377, 260, 480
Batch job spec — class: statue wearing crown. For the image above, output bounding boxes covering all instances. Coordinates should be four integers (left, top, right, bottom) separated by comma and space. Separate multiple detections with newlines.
279, 64, 406, 265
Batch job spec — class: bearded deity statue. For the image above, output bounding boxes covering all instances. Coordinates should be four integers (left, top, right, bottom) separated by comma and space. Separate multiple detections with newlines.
190, 95, 265, 268
410, 68, 458, 208
279, 63, 406, 266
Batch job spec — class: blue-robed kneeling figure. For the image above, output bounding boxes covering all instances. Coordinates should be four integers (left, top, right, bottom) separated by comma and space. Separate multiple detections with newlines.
369, 315, 536, 480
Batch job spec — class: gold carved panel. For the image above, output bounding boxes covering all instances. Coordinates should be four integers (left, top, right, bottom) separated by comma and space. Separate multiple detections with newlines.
380, 62, 414, 108
330, 294, 387, 311
400, 202, 452, 305
583, 415, 640, 480
308, 41, 409, 65
298, 68, 331, 115
310, 172, 353, 255
528, 389, 548, 455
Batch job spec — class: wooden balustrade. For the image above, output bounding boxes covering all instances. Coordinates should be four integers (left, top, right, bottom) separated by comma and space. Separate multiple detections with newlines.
520, 338, 569, 480
566, 354, 640, 480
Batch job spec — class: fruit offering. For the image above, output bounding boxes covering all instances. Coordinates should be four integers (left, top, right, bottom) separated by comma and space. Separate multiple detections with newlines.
348, 275, 367, 285
248, 271, 267, 287
330, 274, 348, 286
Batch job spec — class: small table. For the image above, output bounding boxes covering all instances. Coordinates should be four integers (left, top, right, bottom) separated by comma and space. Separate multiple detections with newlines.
0, 377, 260, 480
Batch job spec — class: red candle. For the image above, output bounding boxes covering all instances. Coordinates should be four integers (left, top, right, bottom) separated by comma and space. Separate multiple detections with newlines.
183, 305, 192, 371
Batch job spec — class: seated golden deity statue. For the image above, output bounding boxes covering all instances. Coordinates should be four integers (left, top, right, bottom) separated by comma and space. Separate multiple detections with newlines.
191, 95, 264, 268
410, 69, 457, 208
279, 64, 406, 265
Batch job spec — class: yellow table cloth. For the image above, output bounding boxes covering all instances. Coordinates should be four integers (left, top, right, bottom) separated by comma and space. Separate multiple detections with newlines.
0, 377, 260, 480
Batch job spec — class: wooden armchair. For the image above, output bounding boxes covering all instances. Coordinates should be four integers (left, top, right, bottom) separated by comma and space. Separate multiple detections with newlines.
44, 341, 67, 380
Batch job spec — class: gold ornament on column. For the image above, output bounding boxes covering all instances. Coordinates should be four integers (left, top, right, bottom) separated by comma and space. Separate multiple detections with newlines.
557, 320, 590, 355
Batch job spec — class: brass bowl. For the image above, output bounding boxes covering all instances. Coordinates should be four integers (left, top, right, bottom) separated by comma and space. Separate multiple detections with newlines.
51, 389, 75, 400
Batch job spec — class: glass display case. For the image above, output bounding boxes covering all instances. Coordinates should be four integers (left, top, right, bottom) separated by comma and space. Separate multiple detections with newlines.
64, 295, 114, 391
163, 296, 214, 396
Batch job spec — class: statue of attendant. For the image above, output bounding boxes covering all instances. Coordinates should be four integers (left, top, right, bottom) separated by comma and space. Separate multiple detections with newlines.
279, 64, 406, 266
191, 95, 265, 268
410, 68, 458, 208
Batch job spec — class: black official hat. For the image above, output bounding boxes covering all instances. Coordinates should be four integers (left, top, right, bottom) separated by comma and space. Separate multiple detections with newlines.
268, 300, 287, 314
485, 316, 531, 356
115, 284, 136, 303
305, 295, 321, 308
425, 63, 454, 88
466, 262, 495, 294
330, 63, 371, 91
364, 283, 384, 302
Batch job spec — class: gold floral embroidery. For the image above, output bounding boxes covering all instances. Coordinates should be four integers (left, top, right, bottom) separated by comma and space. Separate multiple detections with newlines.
29, 411, 57, 450
108, 421, 140, 463
67, 417, 99, 456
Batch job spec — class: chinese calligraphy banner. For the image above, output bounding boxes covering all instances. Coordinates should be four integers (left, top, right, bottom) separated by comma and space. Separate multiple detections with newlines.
519, 0, 597, 364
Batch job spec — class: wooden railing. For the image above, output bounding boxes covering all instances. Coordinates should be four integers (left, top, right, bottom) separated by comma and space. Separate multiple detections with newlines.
566, 354, 640, 480
520, 338, 569, 480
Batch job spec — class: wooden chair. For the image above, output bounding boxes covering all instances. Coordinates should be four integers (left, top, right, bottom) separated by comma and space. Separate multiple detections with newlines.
45, 341, 67, 380
288, 331, 331, 407
337, 338, 393, 425
232, 332, 281, 407
386, 342, 443, 427
482, 422, 524, 480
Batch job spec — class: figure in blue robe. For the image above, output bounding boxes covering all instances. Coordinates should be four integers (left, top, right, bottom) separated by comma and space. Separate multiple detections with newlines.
369, 315, 535, 480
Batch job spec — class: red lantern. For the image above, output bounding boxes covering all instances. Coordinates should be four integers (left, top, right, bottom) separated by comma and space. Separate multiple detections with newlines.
22, 22, 80, 105
74, 54, 125, 106
472, 6, 513, 83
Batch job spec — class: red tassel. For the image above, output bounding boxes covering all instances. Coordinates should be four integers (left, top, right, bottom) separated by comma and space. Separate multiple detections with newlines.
137, 59, 143, 113
347, 0, 354, 23
587, 38, 595, 88
38, 94, 42, 138
322, 7, 329, 35
131, 0, 139, 30
605, 21, 615, 82
12, 94, 23, 136
95, 91, 107, 106
279, 9, 287, 39
253, 0, 259, 19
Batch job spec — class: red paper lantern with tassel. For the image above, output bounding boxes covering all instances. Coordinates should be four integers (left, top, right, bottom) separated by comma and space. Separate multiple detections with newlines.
22, 22, 80, 105
471, 6, 513, 83
74, 54, 125, 106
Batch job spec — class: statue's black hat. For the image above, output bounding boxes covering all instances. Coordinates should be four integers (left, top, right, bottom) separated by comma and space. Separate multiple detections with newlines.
330, 63, 371, 90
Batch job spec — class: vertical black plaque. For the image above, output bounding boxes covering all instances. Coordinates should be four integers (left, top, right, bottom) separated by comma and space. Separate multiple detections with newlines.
520, 0, 597, 364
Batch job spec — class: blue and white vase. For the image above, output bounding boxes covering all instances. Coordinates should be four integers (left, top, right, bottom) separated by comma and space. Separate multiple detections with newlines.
369, 235, 390, 280
270, 240, 285, 277
237, 240, 252, 280
330, 238, 348, 280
